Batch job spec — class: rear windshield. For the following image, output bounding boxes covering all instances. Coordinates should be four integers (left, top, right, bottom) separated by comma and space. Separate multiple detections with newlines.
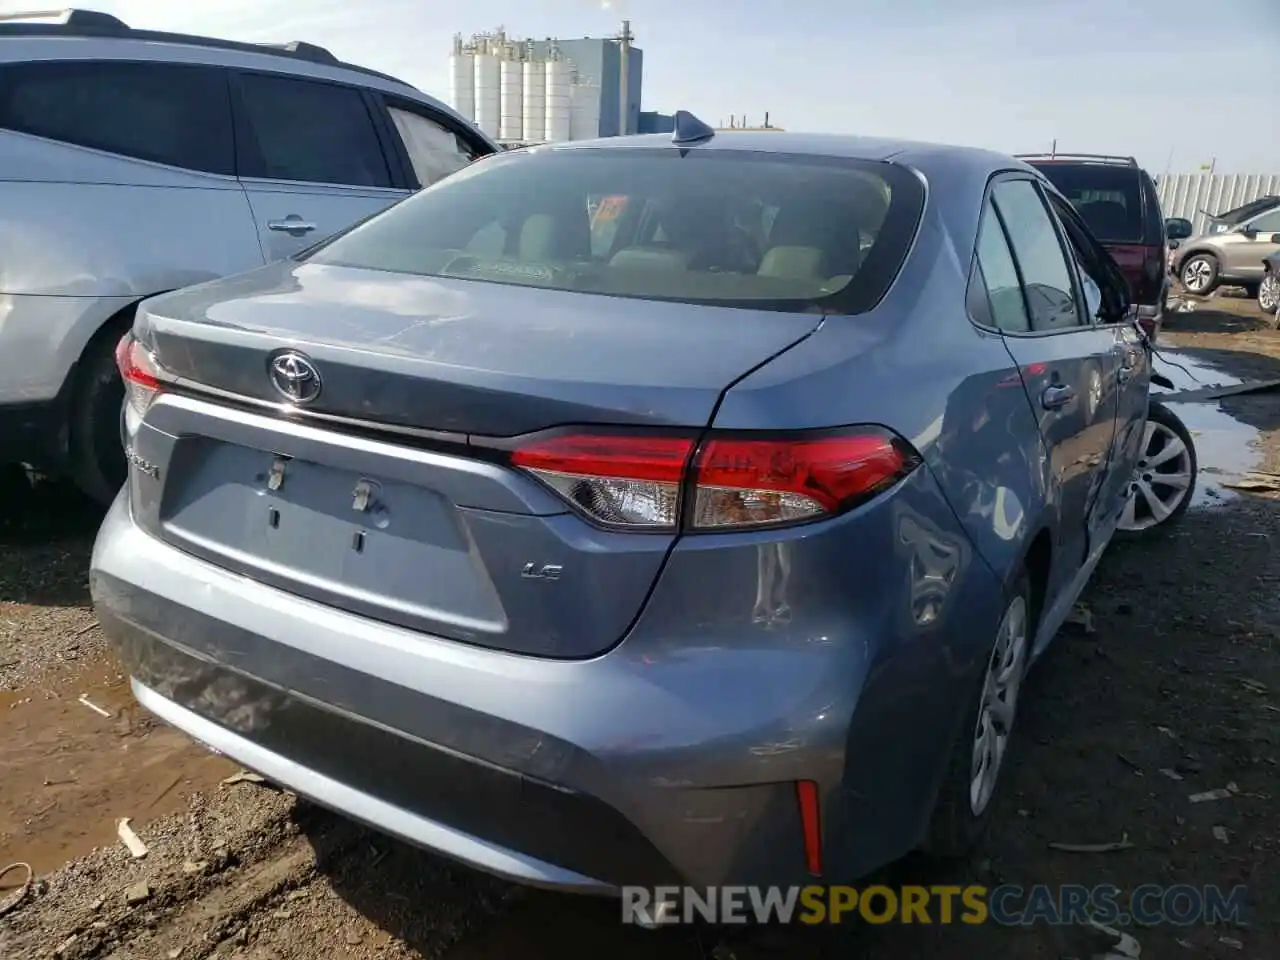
305, 147, 925, 314
1032, 164, 1144, 243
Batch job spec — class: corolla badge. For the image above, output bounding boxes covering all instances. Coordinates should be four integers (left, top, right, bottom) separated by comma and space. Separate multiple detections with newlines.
268, 351, 322, 404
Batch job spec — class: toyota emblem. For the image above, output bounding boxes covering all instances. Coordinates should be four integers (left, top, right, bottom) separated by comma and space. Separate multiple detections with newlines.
268, 351, 322, 404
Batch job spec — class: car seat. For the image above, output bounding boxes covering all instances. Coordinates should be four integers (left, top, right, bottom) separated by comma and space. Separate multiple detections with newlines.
1077, 200, 1131, 241
758, 200, 862, 280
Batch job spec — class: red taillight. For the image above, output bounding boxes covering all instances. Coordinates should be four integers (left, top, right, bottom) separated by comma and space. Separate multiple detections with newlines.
115, 332, 164, 413
510, 427, 919, 532
692, 433, 909, 528
510, 433, 693, 529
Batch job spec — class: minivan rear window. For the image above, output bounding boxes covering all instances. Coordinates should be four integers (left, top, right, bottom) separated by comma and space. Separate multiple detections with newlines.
306, 148, 926, 314
1033, 164, 1144, 243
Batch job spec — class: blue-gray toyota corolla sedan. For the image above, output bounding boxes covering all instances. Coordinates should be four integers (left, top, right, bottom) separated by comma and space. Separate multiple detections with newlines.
91, 120, 1160, 896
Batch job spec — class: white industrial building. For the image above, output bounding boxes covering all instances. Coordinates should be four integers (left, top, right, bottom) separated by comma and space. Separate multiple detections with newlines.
447, 24, 641, 146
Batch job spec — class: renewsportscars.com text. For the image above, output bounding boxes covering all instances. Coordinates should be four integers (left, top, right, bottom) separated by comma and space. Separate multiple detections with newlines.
621, 883, 1250, 926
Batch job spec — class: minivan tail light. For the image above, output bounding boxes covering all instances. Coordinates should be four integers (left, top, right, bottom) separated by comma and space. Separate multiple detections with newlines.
510, 428, 919, 532
115, 332, 164, 414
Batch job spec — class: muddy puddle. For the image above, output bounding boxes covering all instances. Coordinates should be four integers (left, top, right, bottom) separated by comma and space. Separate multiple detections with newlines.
1153, 349, 1247, 393
1148, 348, 1266, 506
1164, 400, 1263, 506
0, 651, 234, 884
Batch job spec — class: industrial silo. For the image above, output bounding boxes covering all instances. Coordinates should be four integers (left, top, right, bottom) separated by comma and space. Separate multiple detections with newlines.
498, 48, 524, 142
544, 52, 571, 143
473, 41, 501, 138
522, 49, 546, 142
447, 35, 475, 121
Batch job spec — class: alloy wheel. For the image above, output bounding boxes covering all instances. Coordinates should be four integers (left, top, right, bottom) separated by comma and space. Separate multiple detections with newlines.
1117, 418, 1194, 531
970, 594, 1028, 817
1182, 258, 1212, 293
1260, 274, 1280, 314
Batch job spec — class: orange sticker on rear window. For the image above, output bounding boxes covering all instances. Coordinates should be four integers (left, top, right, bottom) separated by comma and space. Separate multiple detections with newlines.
593, 196, 628, 223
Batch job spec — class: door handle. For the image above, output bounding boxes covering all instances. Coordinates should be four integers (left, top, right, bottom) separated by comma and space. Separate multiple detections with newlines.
1040, 383, 1076, 410
266, 217, 317, 236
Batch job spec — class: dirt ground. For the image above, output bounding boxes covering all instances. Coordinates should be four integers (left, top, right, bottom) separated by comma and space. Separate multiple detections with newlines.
2, 292, 1278, 960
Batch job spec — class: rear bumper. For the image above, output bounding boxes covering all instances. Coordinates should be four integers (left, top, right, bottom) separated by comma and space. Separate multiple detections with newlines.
92, 462, 1002, 890
90, 495, 820, 891
123, 661, 644, 893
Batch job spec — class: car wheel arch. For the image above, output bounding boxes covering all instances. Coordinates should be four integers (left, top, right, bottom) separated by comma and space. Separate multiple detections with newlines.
59, 292, 174, 397
1019, 527, 1053, 631
1178, 248, 1219, 274
1172, 248, 1213, 271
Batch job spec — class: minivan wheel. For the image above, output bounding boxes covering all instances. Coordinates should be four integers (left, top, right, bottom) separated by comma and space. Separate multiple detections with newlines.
68, 325, 129, 506
1259, 272, 1280, 316
1180, 254, 1218, 295
928, 573, 1031, 856
1115, 401, 1197, 538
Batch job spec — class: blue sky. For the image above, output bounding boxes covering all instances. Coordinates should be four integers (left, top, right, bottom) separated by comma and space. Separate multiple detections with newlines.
60, 0, 1279, 173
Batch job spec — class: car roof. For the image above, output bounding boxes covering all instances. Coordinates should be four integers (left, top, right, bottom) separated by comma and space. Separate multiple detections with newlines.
0, 18, 413, 91
540, 131, 1036, 180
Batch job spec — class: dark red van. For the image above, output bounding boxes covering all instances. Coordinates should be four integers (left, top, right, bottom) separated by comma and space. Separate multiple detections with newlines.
1019, 153, 1168, 339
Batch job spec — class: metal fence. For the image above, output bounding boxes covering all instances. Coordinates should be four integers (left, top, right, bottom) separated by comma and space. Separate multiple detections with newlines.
1154, 173, 1280, 235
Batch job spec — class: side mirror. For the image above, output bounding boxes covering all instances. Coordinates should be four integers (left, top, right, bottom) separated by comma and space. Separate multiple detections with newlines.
1240, 225, 1258, 238
1168, 240, 1181, 251
1164, 217, 1193, 241
1270, 234, 1280, 244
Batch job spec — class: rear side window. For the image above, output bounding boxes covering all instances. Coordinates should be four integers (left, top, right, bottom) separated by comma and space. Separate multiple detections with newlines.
1247, 209, 1280, 233
306, 148, 925, 314
991, 179, 1083, 331
387, 106, 477, 188
974, 200, 1031, 333
1218, 197, 1280, 225
1033, 164, 1144, 244
236, 74, 391, 188
0, 60, 232, 175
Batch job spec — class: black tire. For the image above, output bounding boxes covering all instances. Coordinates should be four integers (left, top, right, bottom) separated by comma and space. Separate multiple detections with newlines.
0, 464, 32, 525
68, 321, 130, 506
1179, 253, 1219, 296
1114, 400, 1197, 540
927, 571, 1032, 857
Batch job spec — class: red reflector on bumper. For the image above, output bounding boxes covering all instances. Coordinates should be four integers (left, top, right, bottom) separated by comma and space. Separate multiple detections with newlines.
796, 780, 823, 877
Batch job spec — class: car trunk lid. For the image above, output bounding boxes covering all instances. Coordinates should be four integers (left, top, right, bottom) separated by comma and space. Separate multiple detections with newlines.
129, 261, 822, 658
140, 261, 823, 436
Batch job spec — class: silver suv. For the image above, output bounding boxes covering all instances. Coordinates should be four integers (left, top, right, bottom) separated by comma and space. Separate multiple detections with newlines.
0, 9, 496, 502
1172, 203, 1280, 298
